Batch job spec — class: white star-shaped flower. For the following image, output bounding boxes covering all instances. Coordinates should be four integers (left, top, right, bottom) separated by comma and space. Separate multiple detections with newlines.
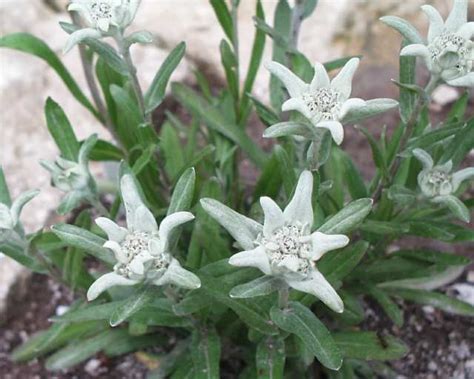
87, 174, 200, 301
266, 58, 398, 145
383, 0, 474, 87
413, 148, 473, 222
65, 0, 141, 53
201, 171, 349, 313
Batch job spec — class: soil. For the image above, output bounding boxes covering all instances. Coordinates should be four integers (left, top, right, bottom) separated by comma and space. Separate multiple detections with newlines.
1, 61, 473, 378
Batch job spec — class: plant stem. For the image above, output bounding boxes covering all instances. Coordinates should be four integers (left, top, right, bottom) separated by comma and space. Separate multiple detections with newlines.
278, 286, 289, 309
290, 0, 305, 52
115, 31, 150, 123
372, 75, 439, 203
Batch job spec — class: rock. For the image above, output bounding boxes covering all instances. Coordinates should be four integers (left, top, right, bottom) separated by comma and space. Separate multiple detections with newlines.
449, 284, 474, 307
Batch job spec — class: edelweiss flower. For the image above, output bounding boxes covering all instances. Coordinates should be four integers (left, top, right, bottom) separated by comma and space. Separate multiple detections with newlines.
265, 58, 398, 145
382, 0, 474, 87
87, 174, 199, 301
201, 171, 349, 313
413, 148, 473, 222
40, 135, 98, 214
0, 189, 39, 231
65, 0, 141, 52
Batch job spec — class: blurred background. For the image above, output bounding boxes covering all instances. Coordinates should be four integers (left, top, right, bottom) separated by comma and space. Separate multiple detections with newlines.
0, 0, 471, 319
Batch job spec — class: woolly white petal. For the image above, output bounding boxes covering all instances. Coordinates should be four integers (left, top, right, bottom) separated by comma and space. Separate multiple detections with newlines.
278, 255, 300, 272
308, 232, 349, 261
260, 197, 284, 238
68, 2, 93, 24
452, 167, 474, 191
400, 44, 432, 70
158, 211, 194, 247
229, 246, 272, 275
437, 160, 453, 174
154, 258, 201, 289
446, 73, 474, 87
445, 0, 468, 32
266, 61, 308, 97
120, 175, 144, 231
412, 148, 434, 170
104, 240, 128, 263
283, 170, 313, 226
421, 5, 445, 42
134, 205, 158, 233
310, 62, 330, 91
96, 217, 127, 243
338, 98, 366, 120
330, 57, 360, 99
287, 269, 344, 313
87, 272, 138, 301
456, 22, 474, 40
315, 120, 344, 145
282, 98, 312, 120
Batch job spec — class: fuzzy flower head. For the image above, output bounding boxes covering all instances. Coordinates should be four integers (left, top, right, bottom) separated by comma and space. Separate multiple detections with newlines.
40, 135, 97, 214
87, 174, 199, 301
413, 148, 473, 222
64, 0, 141, 53
266, 58, 398, 145
383, 0, 474, 87
0, 190, 39, 232
201, 171, 349, 313
69, 0, 140, 32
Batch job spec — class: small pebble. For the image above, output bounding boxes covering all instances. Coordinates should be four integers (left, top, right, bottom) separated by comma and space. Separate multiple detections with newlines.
428, 361, 438, 372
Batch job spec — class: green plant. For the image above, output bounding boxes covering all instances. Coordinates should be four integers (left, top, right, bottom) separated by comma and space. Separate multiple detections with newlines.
1, 0, 473, 377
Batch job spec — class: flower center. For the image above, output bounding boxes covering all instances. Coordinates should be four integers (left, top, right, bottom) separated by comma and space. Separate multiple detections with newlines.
420, 169, 452, 197
91, 1, 113, 20
121, 231, 150, 260
303, 88, 341, 121
428, 32, 473, 75
261, 225, 312, 275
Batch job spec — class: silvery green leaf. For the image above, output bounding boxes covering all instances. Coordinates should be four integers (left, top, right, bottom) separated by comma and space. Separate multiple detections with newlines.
379, 16, 424, 44
126, 30, 153, 46
341, 98, 398, 124
263, 121, 312, 138
78, 134, 98, 167
387, 185, 416, 206
318, 198, 373, 234
109, 286, 154, 327
57, 191, 85, 215
154, 259, 201, 289
63, 28, 102, 54
10, 189, 40, 226
87, 272, 139, 301
412, 148, 434, 170
378, 265, 465, 291
433, 195, 470, 223
451, 167, 474, 192
200, 198, 262, 250
229, 276, 284, 298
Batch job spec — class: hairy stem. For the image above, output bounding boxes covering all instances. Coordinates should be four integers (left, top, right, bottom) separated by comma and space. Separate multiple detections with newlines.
373, 75, 439, 203
278, 286, 289, 309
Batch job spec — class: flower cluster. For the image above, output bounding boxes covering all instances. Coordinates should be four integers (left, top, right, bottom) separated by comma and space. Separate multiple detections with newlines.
382, 0, 473, 87
87, 174, 200, 301
65, 0, 141, 52
265, 58, 398, 145
40, 135, 98, 215
202, 171, 349, 313
413, 148, 473, 222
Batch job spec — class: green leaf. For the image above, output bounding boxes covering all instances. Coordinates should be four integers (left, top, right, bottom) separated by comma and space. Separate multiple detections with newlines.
220, 39, 239, 102
241, 0, 266, 120
0, 33, 98, 118
168, 167, 196, 215
160, 122, 185, 178
436, 195, 470, 223
249, 95, 279, 126
263, 121, 311, 138
318, 198, 373, 234
145, 42, 186, 113
172, 83, 266, 167
384, 288, 474, 317
44, 98, 80, 161
0, 167, 11, 205
341, 151, 368, 199
360, 220, 409, 235
356, 126, 388, 179
301, 0, 318, 19
0, 238, 45, 273
88, 139, 124, 161
52, 302, 118, 323
333, 331, 408, 360
402, 124, 463, 156
46, 329, 128, 370
398, 46, 417, 124
270, 302, 342, 370
392, 249, 471, 266
110, 85, 141, 148
407, 220, 455, 241
447, 92, 469, 122
109, 286, 155, 327
191, 326, 221, 379
319, 241, 368, 283
230, 276, 284, 299
439, 120, 474, 167
51, 224, 114, 265
12, 321, 101, 362
210, 0, 234, 41
274, 145, 297, 197
367, 286, 404, 327
256, 336, 285, 379
253, 152, 283, 200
